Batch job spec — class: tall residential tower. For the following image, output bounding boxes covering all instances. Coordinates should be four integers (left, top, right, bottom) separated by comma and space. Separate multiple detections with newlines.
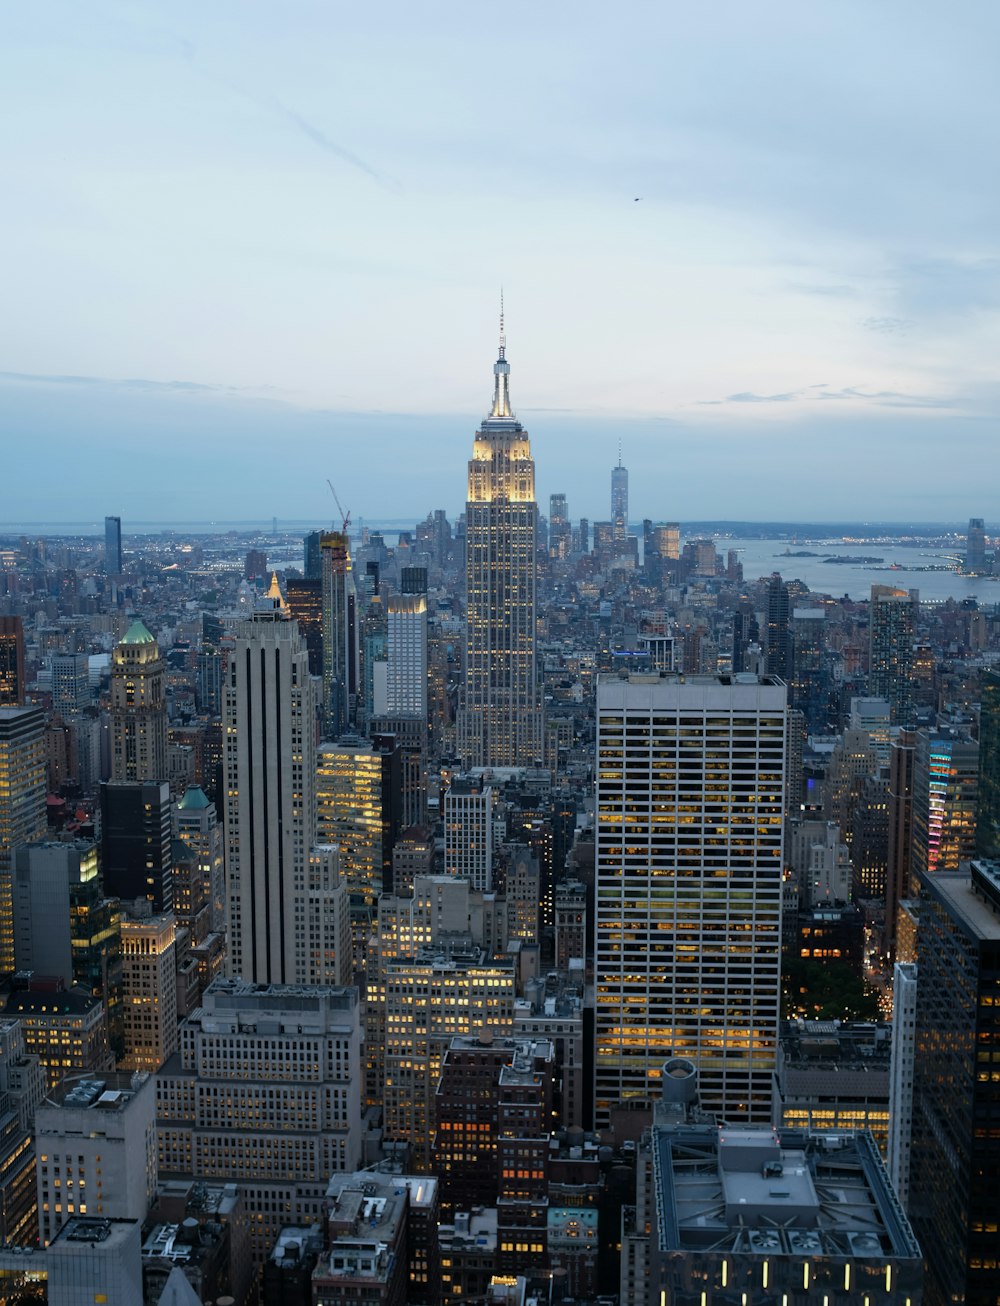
458, 316, 542, 768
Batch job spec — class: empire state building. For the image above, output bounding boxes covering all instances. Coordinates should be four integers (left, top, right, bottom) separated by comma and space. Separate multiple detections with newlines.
458, 318, 543, 768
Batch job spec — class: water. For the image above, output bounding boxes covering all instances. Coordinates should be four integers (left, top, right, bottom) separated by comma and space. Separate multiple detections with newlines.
721, 538, 988, 603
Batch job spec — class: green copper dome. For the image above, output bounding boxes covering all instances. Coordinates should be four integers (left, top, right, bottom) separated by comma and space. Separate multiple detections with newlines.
120, 618, 156, 645
177, 785, 211, 811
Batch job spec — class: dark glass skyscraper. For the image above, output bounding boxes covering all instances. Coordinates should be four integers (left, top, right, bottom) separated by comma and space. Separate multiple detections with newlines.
100, 779, 173, 912
977, 669, 1000, 861
0, 618, 25, 707
104, 515, 122, 574
765, 573, 791, 680
966, 516, 987, 571
910, 862, 1000, 1306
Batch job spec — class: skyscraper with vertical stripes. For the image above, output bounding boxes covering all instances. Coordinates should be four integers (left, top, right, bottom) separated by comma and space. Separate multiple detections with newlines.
224, 612, 350, 986
458, 313, 543, 769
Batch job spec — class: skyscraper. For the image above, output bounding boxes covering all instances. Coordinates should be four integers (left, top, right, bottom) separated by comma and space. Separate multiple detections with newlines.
869, 585, 916, 723
49, 652, 90, 716
976, 668, 1000, 861
910, 862, 1000, 1305
885, 728, 916, 962
966, 516, 987, 571
320, 530, 359, 738
0, 706, 47, 973
910, 727, 979, 892
285, 576, 324, 678
382, 593, 428, 719
548, 492, 570, 558
765, 572, 792, 680
110, 619, 167, 783
443, 776, 494, 892
104, 515, 122, 574
100, 779, 173, 911
458, 316, 542, 768
611, 454, 628, 542
595, 673, 786, 1127
0, 618, 25, 707
225, 614, 327, 985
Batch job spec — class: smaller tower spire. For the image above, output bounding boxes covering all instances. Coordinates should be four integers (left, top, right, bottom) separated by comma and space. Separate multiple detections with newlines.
499, 288, 505, 359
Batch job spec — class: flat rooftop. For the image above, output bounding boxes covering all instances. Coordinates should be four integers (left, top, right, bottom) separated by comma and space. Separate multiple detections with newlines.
655, 1125, 920, 1260
925, 869, 1000, 941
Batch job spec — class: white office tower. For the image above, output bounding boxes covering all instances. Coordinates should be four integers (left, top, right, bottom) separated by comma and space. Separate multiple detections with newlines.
35, 1072, 157, 1246
156, 978, 362, 1262
785, 818, 852, 906
225, 614, 349, 987
888, 960, 918, 1207
458, 317, 543, 768
850, 695, 893, 765
444, 776, 494, 891
595, 673, 787, 1128
378, 594, 428, 719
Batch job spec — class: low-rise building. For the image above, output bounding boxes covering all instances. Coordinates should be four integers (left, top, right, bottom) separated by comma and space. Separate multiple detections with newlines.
772, 1019, 892, 1153
35, 1072, 157, 1247
313, 1175, 408, 1306
4, 986, 113, 1090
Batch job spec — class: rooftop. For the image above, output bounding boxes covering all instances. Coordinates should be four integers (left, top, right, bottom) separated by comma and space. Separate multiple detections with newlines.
43, 1072, 148, 1113
924, 867, 1000, 941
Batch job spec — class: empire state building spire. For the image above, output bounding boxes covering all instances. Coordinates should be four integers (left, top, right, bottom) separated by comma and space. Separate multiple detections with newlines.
489, 292, 512, 419
459, 305, 543, 769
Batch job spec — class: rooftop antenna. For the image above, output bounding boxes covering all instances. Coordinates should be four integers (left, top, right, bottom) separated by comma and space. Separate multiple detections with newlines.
499, 287, 506, 359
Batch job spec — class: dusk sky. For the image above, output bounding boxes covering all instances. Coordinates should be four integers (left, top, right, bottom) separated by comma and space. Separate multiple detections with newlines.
3, 1, 999, 525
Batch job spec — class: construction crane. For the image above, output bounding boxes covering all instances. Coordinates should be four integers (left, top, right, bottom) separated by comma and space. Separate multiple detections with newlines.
326, 480, 351, 535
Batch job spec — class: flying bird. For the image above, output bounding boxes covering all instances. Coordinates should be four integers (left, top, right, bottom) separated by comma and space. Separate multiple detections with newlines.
634, 196, 642, 202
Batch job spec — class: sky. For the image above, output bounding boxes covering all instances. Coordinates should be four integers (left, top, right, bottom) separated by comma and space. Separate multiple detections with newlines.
2, 1, 1000, 525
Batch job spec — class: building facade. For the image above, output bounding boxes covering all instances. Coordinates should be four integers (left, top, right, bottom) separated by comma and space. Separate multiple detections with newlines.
0, 706, 47, 974
595, 673, 786, 1127
36, 1072, 157, 1246
869, 586, 916, 724
156, 978, 363, 1262
909, 863, 1000, 1306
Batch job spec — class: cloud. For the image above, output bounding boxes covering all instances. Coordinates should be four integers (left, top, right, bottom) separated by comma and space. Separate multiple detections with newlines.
719, 390, 799, 404
269, 99, 391, 187
861, 316, 911, 335
698, 383, 954, 410
0, 371, 282, 397
132, 15, 396, 190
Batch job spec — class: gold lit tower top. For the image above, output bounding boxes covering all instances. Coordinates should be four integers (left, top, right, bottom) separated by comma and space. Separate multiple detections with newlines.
468, 301, 535, 506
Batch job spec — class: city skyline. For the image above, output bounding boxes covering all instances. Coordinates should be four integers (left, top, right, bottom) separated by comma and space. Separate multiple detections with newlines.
3, 2, 1000, 522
